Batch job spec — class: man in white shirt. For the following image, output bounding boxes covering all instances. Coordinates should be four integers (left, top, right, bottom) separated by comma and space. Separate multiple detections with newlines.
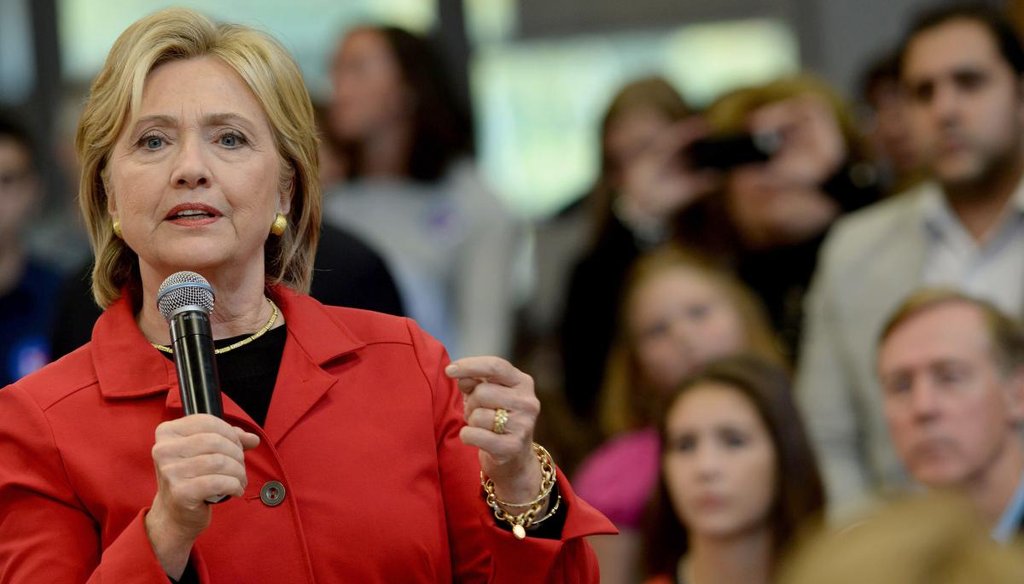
796, 4, 1024, 513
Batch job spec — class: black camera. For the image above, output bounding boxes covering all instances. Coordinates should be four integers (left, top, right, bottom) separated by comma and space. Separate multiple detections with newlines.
686, 131, 782, 169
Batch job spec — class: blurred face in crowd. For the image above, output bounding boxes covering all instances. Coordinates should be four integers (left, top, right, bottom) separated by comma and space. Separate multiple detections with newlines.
725, 166, 839, 249
663, 382, 778, 540
879, 302, 1024, 490
105, 57, 289, 282
722, 92, 845, 249
330, 28, 412, 142
902, 18, 1024, 192
605, 107, 675, 185
866, 79, 920, 177
628, 267, 747, 392
0, 137, 39, 251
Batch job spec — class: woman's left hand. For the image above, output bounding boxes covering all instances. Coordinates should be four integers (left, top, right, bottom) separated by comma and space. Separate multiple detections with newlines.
446, 356, 544, 506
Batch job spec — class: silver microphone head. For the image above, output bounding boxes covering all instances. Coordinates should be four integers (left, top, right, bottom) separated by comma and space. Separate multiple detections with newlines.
156, 271, 215, 321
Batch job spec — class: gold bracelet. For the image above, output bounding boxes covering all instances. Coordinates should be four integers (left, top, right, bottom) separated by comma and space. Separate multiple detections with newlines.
481, 442, 557, 539
481, 443, 556, 508
527, 493, 562, 529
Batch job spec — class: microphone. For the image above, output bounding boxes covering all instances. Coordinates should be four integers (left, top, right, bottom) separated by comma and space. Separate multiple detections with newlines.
157, 272, 229, 504
156, 271, 224, 418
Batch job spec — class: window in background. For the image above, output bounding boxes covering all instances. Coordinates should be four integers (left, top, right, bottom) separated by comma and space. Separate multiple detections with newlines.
468, 17, 799, 218
0, 0, 36, 104
58, 0, 435, 100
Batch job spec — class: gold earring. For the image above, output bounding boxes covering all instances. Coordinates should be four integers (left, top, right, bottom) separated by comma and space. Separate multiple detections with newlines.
112, 219, 122, 239
270, 213, 287, 236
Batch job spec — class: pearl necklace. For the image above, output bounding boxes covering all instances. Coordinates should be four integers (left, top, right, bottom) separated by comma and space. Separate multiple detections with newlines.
151, 298, 279, 355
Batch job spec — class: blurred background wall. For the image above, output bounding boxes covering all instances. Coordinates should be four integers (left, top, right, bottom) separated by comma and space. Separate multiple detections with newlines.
0, 0, 1006, 223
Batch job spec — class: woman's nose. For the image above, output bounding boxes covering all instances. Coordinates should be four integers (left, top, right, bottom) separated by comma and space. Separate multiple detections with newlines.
171, 136, 211, 189
693, 442, 721, 478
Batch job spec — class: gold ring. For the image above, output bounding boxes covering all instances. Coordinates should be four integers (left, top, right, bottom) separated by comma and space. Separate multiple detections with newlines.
492, 408, 509, 434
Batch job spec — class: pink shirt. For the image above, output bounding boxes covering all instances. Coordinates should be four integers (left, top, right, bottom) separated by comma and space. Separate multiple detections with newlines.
573, 427, 660, 528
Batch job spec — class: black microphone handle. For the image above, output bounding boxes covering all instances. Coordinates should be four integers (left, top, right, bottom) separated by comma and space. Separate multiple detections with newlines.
169, 308, 229, 504
170, 309, 224, 418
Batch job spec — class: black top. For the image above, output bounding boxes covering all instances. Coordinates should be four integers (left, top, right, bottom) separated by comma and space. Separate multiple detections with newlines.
159, 323, 285, 426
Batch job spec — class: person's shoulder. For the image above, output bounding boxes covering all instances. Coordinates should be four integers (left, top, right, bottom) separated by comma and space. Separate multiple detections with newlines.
823, 183, 931, 264
831, 184, 929, 240
446, 158, 513, 215
4, 344, 97, 411
316, 301, 420, 346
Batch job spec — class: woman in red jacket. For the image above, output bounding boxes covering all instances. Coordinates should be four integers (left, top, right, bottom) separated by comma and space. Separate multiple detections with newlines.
0, 8, 612, 583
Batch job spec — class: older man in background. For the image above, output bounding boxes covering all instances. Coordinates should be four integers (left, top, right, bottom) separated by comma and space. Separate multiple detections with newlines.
877, 289, 1024, 540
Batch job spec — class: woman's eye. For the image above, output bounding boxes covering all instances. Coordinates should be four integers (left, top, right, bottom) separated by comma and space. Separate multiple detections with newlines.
638, 321, 670, 341
720, 429, 749, 448
686, 303, 711, 321
670, 435, 697, 452
139, 135, 164, 150
218, 132, 246, 148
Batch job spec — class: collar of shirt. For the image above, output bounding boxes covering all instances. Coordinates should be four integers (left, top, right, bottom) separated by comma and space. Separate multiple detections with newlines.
919, 176, 1024, 244
992, 469, 1024, 542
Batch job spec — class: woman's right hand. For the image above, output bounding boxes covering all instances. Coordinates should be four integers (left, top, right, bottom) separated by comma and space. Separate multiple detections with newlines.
145, 414, 260, 578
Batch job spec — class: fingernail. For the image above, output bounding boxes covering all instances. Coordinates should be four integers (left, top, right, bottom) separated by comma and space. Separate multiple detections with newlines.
445, 364, 457, 375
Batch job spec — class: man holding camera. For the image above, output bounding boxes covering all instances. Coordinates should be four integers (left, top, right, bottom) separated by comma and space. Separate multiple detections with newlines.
796, 4, 1024, 515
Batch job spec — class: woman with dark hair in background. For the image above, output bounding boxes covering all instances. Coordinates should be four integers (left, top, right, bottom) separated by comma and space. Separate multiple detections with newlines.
644, 355, 825, 584
324, 24, 523, 359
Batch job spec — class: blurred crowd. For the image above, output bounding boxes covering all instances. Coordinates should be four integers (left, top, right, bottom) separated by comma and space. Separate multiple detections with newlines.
7, 2, 1024, 582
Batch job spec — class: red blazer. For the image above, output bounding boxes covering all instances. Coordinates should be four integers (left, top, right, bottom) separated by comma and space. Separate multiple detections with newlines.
0, 287, 614, 582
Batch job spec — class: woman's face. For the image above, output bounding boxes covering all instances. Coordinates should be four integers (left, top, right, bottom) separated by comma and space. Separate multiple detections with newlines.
629, 267, 748, 392
725, 165, 839, 249
329, 29, 411, 142
106, 56, 289, 283
663, 382, 777, 540
604, 107, 674, 184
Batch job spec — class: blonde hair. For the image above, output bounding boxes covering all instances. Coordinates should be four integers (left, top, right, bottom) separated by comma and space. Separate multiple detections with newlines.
779, 493, 1024, 584
77, 7, 320, 307
598, 246, 784, 436
705, 73, 867, 162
